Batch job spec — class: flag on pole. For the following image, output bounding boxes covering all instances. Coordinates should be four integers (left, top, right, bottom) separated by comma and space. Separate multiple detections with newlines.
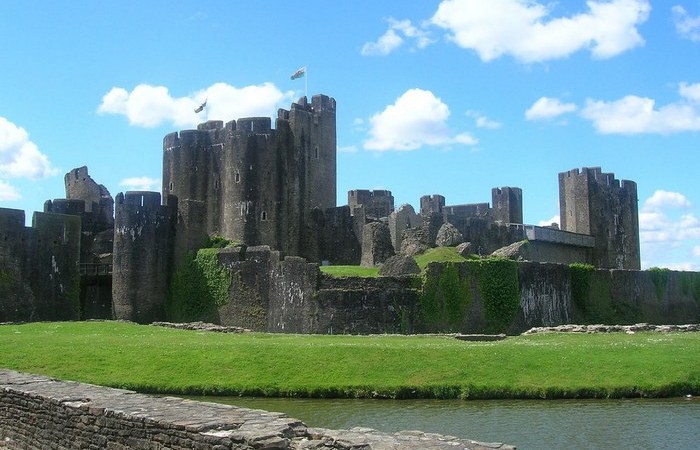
290, 66, 306, 80
194, 98, 207, 113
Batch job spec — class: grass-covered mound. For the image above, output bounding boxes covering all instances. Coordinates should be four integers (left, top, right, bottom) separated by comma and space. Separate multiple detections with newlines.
1, 322, 697, 399
319, 265, 380, 277
321, 247, 468, 278
414, 247, 468, 270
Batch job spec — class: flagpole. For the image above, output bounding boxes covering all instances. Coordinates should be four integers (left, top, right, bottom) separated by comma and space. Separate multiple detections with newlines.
305, 66, 308, 99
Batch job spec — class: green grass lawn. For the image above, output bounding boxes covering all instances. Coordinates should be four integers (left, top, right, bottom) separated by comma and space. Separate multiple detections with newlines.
320, 265, 380, 277
1, 321, 698, 399
414, 247, 468, 270
320, 247, 467, 277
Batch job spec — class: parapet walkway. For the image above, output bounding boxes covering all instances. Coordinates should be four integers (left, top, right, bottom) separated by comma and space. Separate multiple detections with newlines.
0, 370, 515, 449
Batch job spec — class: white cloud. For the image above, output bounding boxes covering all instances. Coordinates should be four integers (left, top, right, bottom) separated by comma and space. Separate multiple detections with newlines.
640, 191, 700, 244
643, 190, 691, 210
430, 0, 650, 63
0, 116, 58, 180
0, 180, 21, 201
680, 81, 700, 102
361, 18, 434, 56
581, 82, 700, 134
538, 215, 560, 227
98, 82, 294, 128
525, 97, 577, 120
466, 111, 502, 129
119, 177, 161, 191
672, 4, 700, 42
364, 89, 478, 151
693, 245, 700, 257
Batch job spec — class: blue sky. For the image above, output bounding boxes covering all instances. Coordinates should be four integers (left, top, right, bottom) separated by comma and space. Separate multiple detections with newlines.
1, 0, 699, 270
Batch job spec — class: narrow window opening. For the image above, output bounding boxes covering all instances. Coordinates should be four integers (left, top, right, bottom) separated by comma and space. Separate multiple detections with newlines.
169, 182, 173, 191
314, 146, 319, 159
261, 211, 267, 221
235, 171, 240, 183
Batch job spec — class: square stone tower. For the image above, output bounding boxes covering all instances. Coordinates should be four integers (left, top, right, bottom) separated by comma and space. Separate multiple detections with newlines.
559, 167, 640, 270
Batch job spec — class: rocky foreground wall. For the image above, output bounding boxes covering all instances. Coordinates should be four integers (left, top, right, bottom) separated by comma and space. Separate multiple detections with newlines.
0, 370, 514, 450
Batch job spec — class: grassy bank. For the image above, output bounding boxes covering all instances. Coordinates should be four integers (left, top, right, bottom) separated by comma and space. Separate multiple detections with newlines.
1, 321, 698, 399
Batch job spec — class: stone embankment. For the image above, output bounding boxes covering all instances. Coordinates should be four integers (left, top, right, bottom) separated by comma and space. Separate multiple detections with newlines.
523, 323, 700, 335
0, 370, 515, 450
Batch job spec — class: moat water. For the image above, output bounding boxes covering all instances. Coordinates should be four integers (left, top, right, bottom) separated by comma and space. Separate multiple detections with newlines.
195, 396, 699, 449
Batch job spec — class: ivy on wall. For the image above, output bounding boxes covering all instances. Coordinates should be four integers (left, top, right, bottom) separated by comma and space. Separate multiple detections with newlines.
419, 263, 471, 332
166, 248, 232, 322
569, 263, 595, 315
647, 267, 671, 300
679, 271, 700, 303
474, 258, 520, 333
419, 258, 520, 334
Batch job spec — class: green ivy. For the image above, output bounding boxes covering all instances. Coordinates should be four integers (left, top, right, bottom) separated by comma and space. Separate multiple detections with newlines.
166, 248, 232, 322
647, 267, 671, 300
569, 263, 595, 314
474, 258, 520, 333
679, 271, 700, 303
206, 235, 238, 249
419, 262, 471, 332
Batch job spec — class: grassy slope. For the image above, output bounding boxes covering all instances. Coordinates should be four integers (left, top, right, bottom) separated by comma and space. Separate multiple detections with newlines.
1, 322, 698, 399
320, 266, 380, 277
414, 247, 468, 270
321, 247, 467, 278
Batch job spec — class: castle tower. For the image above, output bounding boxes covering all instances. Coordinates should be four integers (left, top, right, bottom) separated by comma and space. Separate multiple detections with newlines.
112, 191, 176, 323
348, 189, 394, 219
559, 167, 640, 270
162, 94, 336, 259
64, 166, 114, 229
492, 187, 523, 224
420, 195, 445, 215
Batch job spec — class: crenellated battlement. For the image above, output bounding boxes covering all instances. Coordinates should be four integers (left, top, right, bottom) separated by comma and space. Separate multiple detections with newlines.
559, 166, 640, 270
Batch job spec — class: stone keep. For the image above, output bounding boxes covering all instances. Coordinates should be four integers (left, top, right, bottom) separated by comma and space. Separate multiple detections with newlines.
559, 167, 640, 270
162, 95, 336, 257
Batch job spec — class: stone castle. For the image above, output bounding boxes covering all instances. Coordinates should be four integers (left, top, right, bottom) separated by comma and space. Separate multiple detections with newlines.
2, 94, 687, 333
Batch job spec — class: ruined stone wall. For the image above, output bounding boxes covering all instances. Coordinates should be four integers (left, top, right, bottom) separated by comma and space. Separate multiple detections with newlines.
216, 246, 276, 331
348, 189, 394, 219
64, 166, 114, 228
453, 218, 524, 255
0, 209, 81, 322
0, 370, 509, 450
112, 192, 176, 324
388, 204, 420, 252
303, 206, 361, 265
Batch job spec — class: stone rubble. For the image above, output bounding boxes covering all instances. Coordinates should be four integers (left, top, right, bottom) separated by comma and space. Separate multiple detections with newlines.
522, 323, 700, 335
151, 321, 251, 333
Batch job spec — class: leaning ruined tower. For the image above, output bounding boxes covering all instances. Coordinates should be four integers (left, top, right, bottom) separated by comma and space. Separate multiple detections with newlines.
559, 167, 640, 270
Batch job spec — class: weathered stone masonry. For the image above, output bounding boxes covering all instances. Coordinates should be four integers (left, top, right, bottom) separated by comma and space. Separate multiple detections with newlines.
0, 370, 514, 450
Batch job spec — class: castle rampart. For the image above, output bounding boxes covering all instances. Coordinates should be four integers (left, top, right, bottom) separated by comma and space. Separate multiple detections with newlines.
0, 208, 81, 322
348, 189, 394, 219
112, 191, 177, 324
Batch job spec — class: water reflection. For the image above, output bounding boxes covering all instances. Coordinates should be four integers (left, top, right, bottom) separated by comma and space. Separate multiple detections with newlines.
192, 396, 700, 450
